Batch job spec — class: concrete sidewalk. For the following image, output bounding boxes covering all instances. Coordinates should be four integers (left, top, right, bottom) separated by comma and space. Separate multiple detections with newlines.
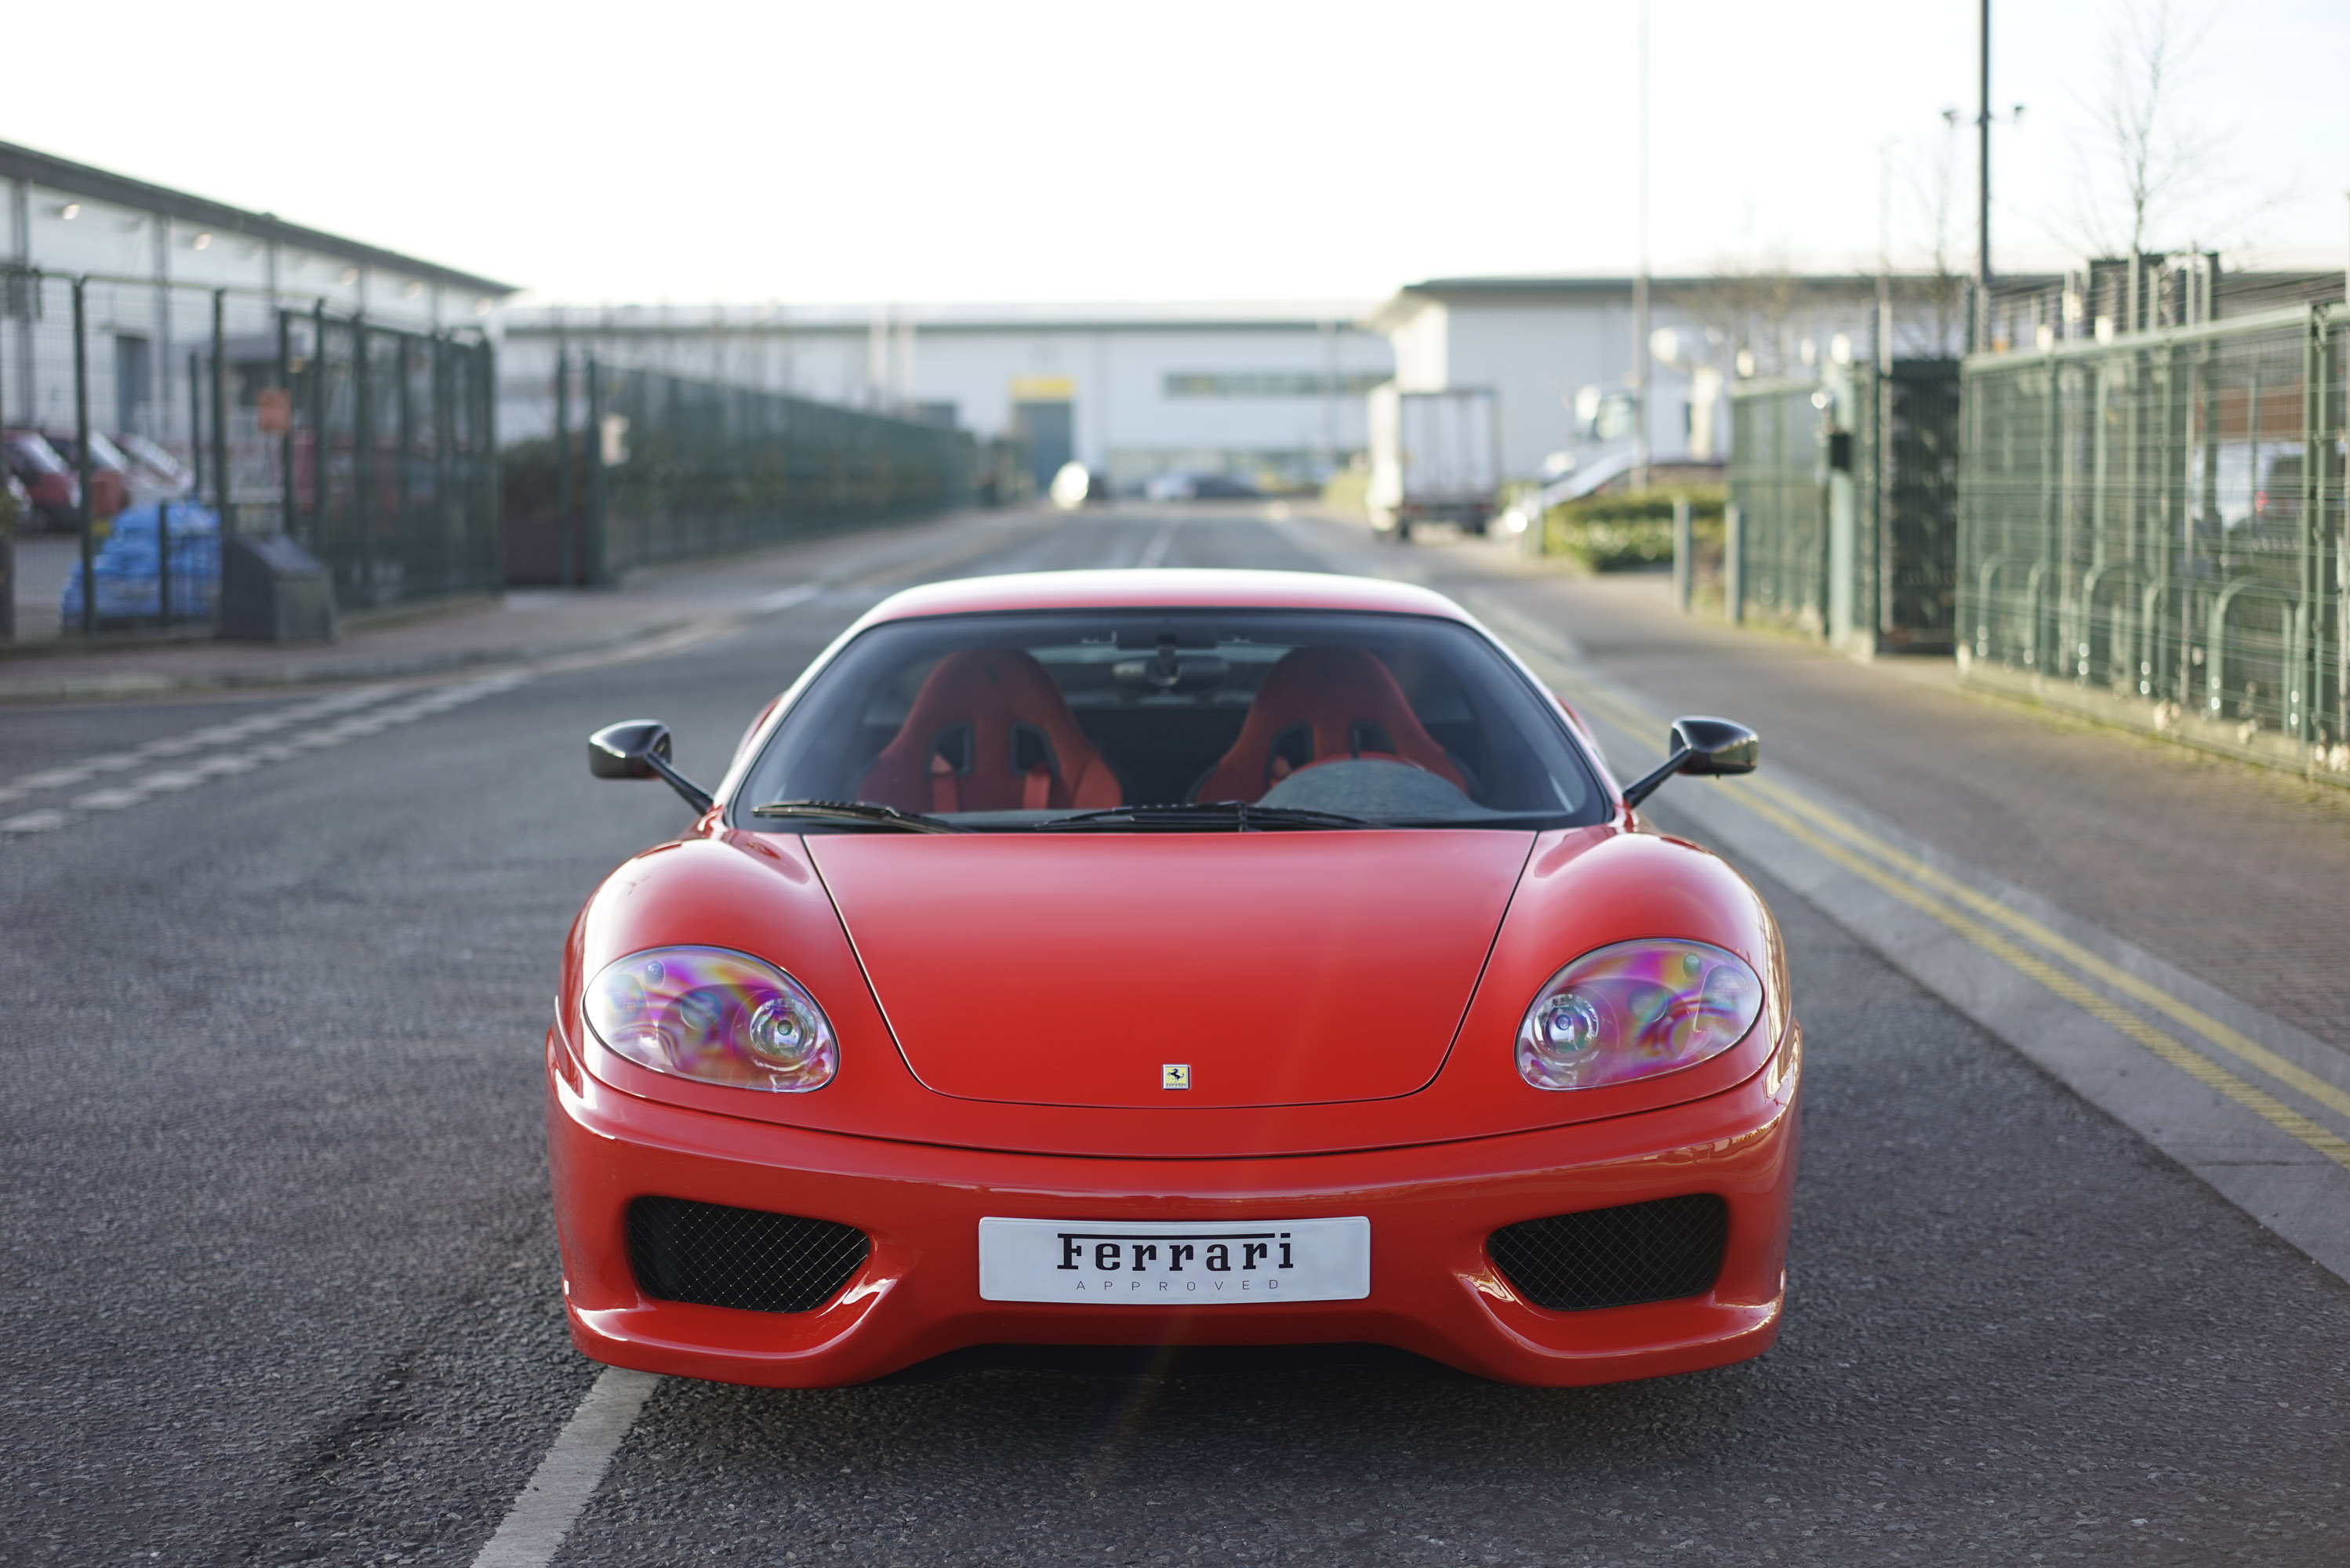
0, 508, 1059, 705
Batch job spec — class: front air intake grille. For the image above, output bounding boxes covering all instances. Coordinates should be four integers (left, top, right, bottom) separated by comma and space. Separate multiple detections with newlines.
1486, 1194, 1728, 1311
625, 1196, 870, 1314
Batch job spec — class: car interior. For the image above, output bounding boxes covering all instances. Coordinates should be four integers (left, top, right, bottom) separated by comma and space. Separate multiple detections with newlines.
733, 609, 1601, 826
849, 641, 1481, 812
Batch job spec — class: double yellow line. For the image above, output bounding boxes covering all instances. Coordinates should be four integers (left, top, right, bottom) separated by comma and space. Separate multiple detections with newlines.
1564, 678, 2350, 1173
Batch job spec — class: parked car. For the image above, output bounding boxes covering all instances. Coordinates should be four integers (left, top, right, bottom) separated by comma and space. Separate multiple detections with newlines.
558, 568, 1792, 1388
43, 431, 133, 521
3, 430, 81, 531
1144, 470, 1262, 502
114, 433, 197, 502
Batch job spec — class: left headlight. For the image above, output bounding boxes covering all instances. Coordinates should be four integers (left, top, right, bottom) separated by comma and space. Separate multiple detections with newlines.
1516, 938, 1764, 1091
584, 946, 837, 1093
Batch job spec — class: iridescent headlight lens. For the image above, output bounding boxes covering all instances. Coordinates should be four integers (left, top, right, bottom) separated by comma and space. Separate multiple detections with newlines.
1516, 939, 1765, 1091
584, 946, 837, 1092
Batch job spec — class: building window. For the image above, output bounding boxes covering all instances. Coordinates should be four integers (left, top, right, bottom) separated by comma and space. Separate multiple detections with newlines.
1164, 372, 1386, 398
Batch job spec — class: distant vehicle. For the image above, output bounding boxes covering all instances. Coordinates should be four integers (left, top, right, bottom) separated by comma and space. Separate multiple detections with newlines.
1367, 385, 1501, 541
3, 430, 82, 531
114, 433, 196, 502
1145, 470, 1261, 502
1048, 462, 1097, 510
40, 431, 132, 522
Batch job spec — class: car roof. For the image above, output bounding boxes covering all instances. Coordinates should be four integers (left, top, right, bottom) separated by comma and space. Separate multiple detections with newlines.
859, 568, 1477, 625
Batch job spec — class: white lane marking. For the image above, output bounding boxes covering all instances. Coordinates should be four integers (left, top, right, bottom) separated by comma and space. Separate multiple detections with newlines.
470, 1368, 660, 1568
73, 788, 147, 811
1137, 521, 1180, 569
2, 684, 403, 799
746, 583, 819, 615
2, 673, 529, 842
14, 767, 93, 790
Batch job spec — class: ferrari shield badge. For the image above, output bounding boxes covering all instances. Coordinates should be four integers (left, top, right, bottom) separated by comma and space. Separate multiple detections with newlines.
1161, 1063, 1190, 1091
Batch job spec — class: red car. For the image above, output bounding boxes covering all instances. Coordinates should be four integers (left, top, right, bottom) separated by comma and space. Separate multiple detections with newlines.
553, 568, 1797, 1387
4, 430, 81, 532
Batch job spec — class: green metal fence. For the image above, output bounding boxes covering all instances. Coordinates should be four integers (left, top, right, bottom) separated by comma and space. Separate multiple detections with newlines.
2, 263, 499, 634
1725, 361, 1960, 652
1727, 379, 1828, 637
506, 357, 977, 585
285, 303, 501, 608
1957, 304, 2348, 773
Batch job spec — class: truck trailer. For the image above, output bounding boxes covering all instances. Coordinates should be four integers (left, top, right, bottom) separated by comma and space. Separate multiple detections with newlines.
1365, 384, 1501, 541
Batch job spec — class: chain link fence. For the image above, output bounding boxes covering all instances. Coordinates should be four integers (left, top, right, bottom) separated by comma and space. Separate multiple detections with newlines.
1957, 304, 2348, 775
2, 264, 496, 639
505, 356, 976, 586
1724, 361, 1961, 652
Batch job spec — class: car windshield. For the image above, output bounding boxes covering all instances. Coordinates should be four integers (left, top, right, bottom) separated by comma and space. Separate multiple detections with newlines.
732, 608, 1607, 831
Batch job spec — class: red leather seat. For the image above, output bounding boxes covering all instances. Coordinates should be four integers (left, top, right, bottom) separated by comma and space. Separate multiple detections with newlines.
856, 649, 1123, 815
1193, 646, 1466, 803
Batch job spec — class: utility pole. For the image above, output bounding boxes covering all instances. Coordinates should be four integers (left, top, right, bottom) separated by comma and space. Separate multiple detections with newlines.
1632, 0, 1651, 492
1877, 138, 1895, 373
1977, 0, 1992, 320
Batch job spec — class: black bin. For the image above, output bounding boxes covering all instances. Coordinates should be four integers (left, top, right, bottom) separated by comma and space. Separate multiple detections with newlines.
220, 533, 336, 643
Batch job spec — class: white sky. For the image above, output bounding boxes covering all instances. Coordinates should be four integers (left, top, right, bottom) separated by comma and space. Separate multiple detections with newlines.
5, 0, 2344, 305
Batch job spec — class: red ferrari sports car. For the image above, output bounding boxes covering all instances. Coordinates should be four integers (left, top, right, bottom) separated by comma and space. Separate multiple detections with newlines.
550, 568, 1797, 1387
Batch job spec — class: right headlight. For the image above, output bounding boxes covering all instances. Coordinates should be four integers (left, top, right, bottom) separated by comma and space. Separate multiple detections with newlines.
1516, 938, 1764, 1091
584, 945, 837, 1092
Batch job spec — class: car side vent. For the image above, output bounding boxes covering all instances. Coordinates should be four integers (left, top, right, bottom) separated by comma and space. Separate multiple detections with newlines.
1486, 1194, 1728, 1311
625, 1196, 870, 1314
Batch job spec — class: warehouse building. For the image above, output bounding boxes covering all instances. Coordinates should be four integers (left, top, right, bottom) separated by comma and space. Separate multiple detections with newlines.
501, 300, 1393, 495
1, 140, 515, 443
1365, 273, 1957, 482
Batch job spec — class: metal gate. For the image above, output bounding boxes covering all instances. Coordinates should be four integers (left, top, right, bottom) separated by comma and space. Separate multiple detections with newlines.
1727, 359, 1960, 652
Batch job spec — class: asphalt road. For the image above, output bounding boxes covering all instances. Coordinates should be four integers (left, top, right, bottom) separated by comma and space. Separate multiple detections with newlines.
4, 506, 2346, 1568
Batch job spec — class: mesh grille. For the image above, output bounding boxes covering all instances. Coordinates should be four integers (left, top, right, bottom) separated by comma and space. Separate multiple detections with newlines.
624, 1196, 870, 1314
1486, 1194, 1728, 1312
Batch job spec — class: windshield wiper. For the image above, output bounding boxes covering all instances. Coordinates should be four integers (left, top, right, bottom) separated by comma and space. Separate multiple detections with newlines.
1036, 801, 1372, 832
749, 800, 968, 833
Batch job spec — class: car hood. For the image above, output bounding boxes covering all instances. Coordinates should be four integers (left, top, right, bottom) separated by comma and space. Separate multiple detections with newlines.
806, 831, 1535, 1109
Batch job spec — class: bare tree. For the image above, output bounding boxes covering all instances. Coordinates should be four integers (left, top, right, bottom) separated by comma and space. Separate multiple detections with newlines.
1898, 109, 1968, 355
2065, 0, 2234, 259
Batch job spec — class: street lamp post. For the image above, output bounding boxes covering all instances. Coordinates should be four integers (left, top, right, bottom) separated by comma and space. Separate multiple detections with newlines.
1977, 0, 1992, 341
1633, 0, 1651, 492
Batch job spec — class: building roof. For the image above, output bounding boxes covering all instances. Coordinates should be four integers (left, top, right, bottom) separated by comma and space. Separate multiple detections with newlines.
504, 299, 1382, 336
1362, 272, 1986, 332
0, 140, 518, 296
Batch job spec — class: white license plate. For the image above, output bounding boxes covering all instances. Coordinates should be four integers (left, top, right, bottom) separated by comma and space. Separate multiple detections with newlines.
978, 1216, 1370, 1305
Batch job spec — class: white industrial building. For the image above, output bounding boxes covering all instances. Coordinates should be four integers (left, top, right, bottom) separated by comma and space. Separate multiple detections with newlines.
2, 140, 514, 441
503, 275, 1949, 499
1367, 274, 1951, 481
500, 301, 1393, 494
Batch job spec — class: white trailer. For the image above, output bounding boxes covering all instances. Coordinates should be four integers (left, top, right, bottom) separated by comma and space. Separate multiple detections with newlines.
1365, 383, 1501, 540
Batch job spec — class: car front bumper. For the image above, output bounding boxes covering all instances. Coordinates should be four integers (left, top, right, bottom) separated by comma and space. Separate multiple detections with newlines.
547, 1032, 1800, 1388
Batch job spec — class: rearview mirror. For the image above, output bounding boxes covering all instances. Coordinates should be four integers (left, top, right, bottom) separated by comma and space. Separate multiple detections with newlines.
1667, 716, 1759, 777
1620, 715, 1759, 808
588, 720, 714, 812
